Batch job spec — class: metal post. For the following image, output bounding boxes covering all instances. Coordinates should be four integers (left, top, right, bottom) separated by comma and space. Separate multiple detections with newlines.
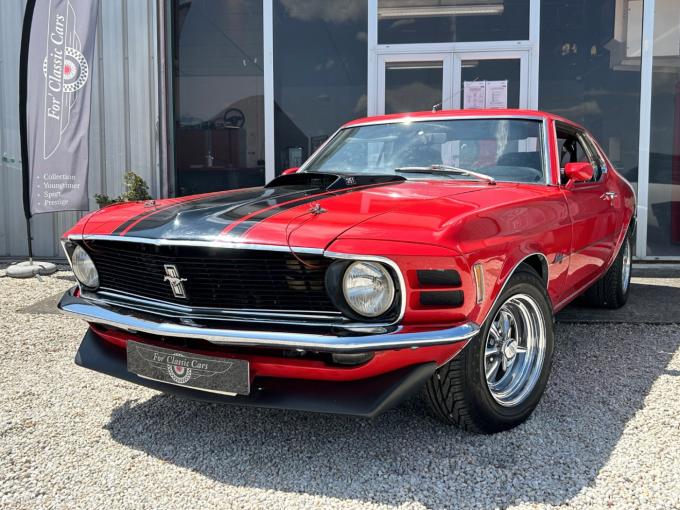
636, 0, 655, 258
26, 217, 33, 264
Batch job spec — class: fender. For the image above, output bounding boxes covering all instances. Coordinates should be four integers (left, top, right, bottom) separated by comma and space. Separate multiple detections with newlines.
468, 251, 552, 328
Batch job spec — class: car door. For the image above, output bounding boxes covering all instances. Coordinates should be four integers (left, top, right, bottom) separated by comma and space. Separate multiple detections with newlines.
557, 123, 618, 293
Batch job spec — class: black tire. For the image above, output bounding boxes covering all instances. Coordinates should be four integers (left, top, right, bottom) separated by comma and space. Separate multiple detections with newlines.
581, 234, 632, 309
425, 267, 555, 434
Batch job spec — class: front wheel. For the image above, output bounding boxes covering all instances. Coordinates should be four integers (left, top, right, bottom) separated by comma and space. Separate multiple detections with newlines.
425, 268, 555, 433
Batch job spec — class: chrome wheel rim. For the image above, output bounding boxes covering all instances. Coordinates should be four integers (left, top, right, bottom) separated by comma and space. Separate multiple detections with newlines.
484, 294, 547, 407
622, 238, 632, 293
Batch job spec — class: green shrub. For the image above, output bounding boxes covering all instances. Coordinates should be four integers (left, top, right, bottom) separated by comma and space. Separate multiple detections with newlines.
94, 171, 152, 208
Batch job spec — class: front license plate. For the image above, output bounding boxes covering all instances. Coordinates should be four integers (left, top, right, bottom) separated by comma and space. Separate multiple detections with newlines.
126, 341, 250, 396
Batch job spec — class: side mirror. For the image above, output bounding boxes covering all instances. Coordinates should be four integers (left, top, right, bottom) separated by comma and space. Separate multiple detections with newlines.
564, 162, 594, 187
281, 167, 299, 175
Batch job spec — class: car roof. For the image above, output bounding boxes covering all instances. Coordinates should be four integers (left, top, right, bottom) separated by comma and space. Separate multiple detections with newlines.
342, 109, 585, 131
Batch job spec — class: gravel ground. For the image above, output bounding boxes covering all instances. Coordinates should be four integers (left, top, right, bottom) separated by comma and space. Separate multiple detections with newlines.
1, 272, 679, 509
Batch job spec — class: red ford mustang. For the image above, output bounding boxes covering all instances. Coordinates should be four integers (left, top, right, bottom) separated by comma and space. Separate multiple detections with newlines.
59, 109, 635, 433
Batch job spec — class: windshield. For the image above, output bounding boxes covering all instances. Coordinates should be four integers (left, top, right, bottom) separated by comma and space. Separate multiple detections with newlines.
302, 118, 545, 183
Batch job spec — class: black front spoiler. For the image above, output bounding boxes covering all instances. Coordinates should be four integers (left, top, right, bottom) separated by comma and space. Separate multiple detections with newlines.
75, 328, 437, 418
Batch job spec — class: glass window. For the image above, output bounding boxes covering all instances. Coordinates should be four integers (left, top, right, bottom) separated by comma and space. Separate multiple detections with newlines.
273, 0, 368, 174
555, 124, 601, 185
378, 0, 530, 44
647, 0, 680, 256
172, 0, 265, 196
302, 118, 545, 184
460, 59, 521, 109
539, 0, 641, 191
384, 61, 443, 114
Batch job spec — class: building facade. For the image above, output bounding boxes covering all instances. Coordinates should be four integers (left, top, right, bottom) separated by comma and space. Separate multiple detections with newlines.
1, 0, 679, 259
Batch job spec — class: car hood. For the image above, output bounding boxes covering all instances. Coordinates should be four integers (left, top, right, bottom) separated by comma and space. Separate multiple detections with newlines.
65, 172, 491, 249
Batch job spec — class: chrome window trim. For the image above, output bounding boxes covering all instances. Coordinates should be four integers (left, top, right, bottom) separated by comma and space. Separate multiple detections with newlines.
541, 118, 552, 185
340, 113, 548, 127
299, 115, 552, 186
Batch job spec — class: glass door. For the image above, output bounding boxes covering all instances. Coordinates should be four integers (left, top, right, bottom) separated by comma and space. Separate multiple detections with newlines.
377, 53, 454, 114
453, 51, 530, 110
375, 50, 532, 115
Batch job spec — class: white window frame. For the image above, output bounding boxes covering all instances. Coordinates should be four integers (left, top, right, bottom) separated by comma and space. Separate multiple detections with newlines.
635, 0, 654, 259
452, 50, 531, 109
263, 0, 275, 183
377, 52, 454, 114
367, 0, 541, 115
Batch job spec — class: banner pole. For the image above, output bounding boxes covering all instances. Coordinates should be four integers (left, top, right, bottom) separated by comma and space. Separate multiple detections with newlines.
8, 0, 54, 278
19, 0, 36, 267
26, 217, 34, 265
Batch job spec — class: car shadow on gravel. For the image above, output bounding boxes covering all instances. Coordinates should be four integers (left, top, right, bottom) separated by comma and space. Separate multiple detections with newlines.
105, 322, 680, 509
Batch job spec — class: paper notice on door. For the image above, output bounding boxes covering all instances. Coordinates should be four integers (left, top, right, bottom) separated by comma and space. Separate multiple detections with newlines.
463, 81, 486, 109
485, 80, 508, 109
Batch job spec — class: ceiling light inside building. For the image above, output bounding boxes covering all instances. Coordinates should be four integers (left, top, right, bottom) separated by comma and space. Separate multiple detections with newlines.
378, 4, 505, 19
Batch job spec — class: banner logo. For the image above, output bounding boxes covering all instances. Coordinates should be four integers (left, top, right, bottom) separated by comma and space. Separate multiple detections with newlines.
41, 1, 89, 160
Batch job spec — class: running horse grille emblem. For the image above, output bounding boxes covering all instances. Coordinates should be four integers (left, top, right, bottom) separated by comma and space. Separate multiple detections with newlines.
163, 264, 188, 299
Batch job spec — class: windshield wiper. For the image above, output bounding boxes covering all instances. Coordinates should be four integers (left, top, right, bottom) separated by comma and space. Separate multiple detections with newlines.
394, 164, 496, 185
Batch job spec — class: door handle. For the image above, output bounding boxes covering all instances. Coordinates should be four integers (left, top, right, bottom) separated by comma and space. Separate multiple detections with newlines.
600, 191, 617, 207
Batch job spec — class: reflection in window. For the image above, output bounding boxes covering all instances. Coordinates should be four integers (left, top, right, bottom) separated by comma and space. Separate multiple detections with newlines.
172, 0, 265, 195
304, 119, 545, 184
273, 0, 368, 175
384, 61, 443, 114
539, 0, 641, 189
648, 0, 680, 256
378, 0, 530, 44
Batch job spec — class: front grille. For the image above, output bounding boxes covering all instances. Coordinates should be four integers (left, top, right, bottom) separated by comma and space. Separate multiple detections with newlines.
82, 240, 337, 312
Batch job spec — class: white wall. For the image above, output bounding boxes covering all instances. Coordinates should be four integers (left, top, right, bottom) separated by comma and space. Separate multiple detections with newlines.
0, 0, 160, 258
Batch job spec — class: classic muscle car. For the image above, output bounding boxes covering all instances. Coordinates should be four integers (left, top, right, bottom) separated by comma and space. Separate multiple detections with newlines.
59, 109, 635, 433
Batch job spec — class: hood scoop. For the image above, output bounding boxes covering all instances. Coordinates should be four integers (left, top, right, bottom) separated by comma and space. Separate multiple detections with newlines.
266, 172, 405, 191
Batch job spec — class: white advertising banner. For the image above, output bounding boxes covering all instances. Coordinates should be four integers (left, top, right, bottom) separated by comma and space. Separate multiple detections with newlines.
21, 0, 99, 216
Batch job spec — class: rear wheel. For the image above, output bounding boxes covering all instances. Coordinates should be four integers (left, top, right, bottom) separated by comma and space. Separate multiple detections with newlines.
582, 234, 632, 309
425, 268, 554, 433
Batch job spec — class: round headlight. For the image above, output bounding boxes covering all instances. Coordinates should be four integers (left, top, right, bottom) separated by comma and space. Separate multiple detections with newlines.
71, 245, 99, 289
342, 261, 395, 318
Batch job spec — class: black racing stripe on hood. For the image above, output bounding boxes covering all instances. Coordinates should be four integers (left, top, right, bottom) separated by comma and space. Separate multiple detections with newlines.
110, 188, 257, 235
118, 173, 405, 240
121, 187, 311, 238
225, 179, 403, 239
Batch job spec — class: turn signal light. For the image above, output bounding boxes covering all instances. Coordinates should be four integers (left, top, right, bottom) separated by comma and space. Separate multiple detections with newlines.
473, 263, 485, 304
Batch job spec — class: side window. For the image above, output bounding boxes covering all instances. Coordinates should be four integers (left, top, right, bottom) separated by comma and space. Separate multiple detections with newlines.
580, 133, 607, 182
555, 123, 600, 185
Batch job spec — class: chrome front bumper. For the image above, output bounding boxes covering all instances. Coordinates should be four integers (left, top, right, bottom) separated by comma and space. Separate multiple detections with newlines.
58, 288, 479, 353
